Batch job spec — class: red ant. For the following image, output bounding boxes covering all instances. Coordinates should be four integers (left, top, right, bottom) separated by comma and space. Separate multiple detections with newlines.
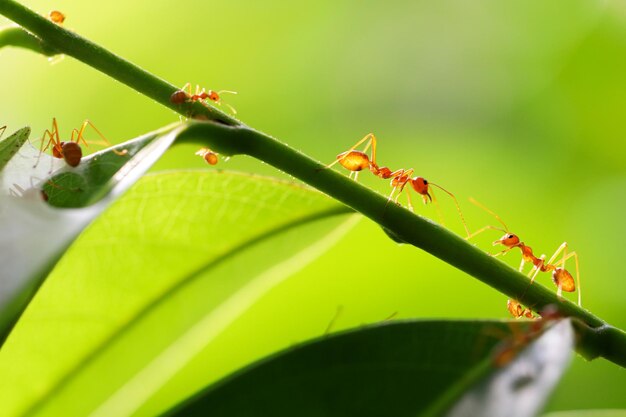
48, 10, 65, 24
327, 133, 470, 237
170, 83, 237, 115
507, 299, 535, 319
467, 198, 581, 307
35, 118, 127, 168
195, 148, 219, 165
492, 305, 561, 367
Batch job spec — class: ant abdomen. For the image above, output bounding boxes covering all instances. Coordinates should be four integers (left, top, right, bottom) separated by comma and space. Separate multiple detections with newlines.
61, 142, 82, 167
170, 90, 188, 105
336, 150, 370, 172
553, 268, 575, 292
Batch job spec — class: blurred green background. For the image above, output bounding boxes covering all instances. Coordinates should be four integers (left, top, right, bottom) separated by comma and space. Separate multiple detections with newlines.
1, 0, 625, 413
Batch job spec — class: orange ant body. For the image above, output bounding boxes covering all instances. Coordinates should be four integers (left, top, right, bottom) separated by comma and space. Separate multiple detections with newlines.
37, 118, 126, 168
170, 83, 237, 114
507, 299, 535, 319
327, 133, 470, 237
48, 10, 65, 24
195, 148, 219, 165
468, 198, 581, 307
492, 305, 561, 367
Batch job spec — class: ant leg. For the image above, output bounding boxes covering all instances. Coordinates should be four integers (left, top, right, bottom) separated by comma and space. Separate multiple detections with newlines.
179, 83, 193, 99
552, 248, 581, 306
34, 119, 60, 168
74, 120, 127, 156
545, 242, 567, 267
386, 185, 401, 209
518, 257, 527, 273
493, 246, 514, 257
543, 242, 578, 304
528, 255, 545, 284
404, 187, 414, 211
0, 125, 6, 139
325, 133, 375, 169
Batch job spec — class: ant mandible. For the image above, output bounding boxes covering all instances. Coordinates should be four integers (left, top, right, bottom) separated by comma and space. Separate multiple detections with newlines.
35, 118, 127, 168
170, 83, 238, 115
467, 198, 581, 306
327, 133, 471, 237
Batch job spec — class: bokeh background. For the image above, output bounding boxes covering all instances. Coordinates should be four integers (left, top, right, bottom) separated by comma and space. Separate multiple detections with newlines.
1, 0, 625, 413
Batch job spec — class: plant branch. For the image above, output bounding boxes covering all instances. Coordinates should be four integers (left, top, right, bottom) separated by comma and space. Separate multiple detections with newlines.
1, 0, 624, 367
0, 0, 239, 126
177, 122, 626, 367
0, 25, 55, 55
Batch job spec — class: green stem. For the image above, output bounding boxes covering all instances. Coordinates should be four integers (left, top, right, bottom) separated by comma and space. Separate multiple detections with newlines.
0, 0, 239, 126
0, 25, 55, 55
1, 0, 624, 368
178, 121, 626, 367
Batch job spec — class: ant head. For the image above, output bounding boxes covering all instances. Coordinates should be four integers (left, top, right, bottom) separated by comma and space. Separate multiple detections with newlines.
411, 177, 432, 202
493, 233, 520, 248
208, 91, 220, 102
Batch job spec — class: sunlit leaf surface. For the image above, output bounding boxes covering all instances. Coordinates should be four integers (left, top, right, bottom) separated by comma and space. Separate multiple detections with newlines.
0, 170, 355, 417
0, 125, 180, 343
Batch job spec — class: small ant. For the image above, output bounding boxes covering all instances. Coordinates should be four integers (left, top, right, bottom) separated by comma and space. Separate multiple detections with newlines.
195, 148, 219, 165
327, 133, 470, 237
35, 118, 127, 168
48, 10, 66, 24
170, 83, 237, 114
467, 198, 581, 306
507, 299, 535, 319
492, 305, 561, 367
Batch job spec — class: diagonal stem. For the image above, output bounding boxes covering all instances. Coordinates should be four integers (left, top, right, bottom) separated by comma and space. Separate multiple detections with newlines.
1, 0, 625, 368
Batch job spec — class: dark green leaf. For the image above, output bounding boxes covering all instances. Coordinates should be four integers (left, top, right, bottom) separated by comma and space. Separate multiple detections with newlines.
165, 319, 572, 417
0, 170, 355, 416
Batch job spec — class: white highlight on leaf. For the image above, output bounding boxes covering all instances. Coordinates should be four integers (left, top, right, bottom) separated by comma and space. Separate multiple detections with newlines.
87, 214, 361, 417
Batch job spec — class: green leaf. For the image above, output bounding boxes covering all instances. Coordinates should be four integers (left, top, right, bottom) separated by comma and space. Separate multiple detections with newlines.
163, 319, 573, 417
0, 126, 30, 171
542, 411, 626, 417
443, 319, 574, 417
0, 170, 355, 417
0, 123, 182, 343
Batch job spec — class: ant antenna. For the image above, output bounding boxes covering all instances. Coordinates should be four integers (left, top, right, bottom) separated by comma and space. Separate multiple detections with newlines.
466, 197, 510, 240
468, 197, 509, 231
430, 182, 470, 237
